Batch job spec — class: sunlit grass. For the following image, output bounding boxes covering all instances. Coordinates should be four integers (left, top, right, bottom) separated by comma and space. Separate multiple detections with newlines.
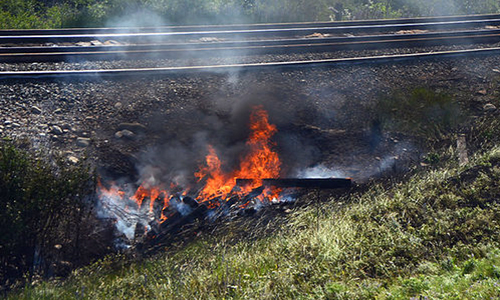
8, 144, 500, 299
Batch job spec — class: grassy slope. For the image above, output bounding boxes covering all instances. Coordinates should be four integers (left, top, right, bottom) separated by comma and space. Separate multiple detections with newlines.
9, 142, 500, 299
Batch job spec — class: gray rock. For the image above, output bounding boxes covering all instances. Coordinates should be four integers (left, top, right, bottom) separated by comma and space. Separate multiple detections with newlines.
51, 125, 63, 135
115, 129, 136, 140
32, 106, 42, 114
117, 122, 147, 133
67, 156, 79, 165
76, 137, 91, 147
484, 103, 497, 112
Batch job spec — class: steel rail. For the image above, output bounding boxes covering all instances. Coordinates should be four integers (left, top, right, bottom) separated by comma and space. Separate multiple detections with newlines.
0, 30, 500, 63
1, 29, 499, 63
2, 18, 500, 44
1, 13, 499, 36
1, 47, 499, 80
2, 28, 500, 54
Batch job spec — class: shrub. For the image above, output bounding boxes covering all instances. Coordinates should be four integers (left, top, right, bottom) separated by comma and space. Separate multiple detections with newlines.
0, 141, 104, 289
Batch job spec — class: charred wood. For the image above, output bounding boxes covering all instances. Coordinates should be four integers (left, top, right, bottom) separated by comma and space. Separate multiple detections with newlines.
236, 178, 352, 189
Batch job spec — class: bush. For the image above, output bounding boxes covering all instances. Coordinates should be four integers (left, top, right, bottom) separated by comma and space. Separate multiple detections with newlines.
0, 142, 104, 289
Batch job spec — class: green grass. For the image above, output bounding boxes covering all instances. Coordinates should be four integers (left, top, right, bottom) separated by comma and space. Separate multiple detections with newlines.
8, 144, 500, 299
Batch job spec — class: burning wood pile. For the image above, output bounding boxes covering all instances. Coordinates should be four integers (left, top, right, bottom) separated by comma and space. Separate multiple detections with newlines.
97, 106, 351, 250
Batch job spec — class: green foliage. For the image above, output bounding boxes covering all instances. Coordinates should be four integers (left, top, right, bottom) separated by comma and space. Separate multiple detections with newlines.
1, 0, 500, 29
0, 142, 94, 286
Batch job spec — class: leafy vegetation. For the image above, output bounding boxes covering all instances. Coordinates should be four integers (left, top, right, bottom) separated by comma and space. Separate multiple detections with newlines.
0, 142, 105, 290
0, 0, 499, 29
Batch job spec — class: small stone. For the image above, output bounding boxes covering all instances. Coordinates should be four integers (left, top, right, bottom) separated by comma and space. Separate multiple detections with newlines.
114, 102, 123, 109
51, 125, 63, 135
32, 106, 42, 114
477, 89, 487, 95
115, 129, 136, 140
4, 120, 12, 125
11, 123, 21, 128
483, 103, 497, 112
54, 108, 62, 114
76, 137, 91, 147
67, 156, 79, 165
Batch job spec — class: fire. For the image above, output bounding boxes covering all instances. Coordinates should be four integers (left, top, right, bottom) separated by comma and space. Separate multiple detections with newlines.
234, 106, 281, 199
195, 105, 281, 203
194, 145, 234, 201
97, 105, 282, 226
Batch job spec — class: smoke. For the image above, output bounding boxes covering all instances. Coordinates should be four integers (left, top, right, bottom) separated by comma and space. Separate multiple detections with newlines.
97, 180, 152, 240
295, 164, 345, 178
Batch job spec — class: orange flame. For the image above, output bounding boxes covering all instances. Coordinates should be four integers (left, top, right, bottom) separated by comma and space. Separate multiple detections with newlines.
235, 106, 281, 193
97, 105, 283, 226
195, 105, 281, 203
194, 145, 234, 201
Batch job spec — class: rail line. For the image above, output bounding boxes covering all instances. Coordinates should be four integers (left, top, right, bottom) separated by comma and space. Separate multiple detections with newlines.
1, 15, 500, 44
1, 28, 500, 63
1, 13, 500, 36
1, 47, 500, 80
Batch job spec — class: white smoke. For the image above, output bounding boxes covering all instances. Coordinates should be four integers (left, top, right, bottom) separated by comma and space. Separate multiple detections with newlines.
295, 164, 345, 178
97, 182, 153, 240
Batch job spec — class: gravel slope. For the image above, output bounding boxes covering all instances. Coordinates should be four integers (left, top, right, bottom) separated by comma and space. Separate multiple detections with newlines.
1, 52, 499, 181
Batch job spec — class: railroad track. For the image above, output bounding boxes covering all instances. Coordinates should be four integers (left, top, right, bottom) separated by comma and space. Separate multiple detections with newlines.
1, 13, 500, 38
1, 28, 500, 63
2, 14, 500, 78
2, 47, 500, 80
